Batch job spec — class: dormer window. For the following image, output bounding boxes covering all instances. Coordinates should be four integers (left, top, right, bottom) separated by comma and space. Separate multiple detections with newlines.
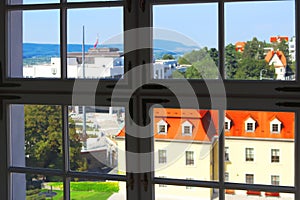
182, 121, 192, 136
157, 119, 168, 134
224, 117, 231, 131
245, 117, 256, 132
270, 118, 282, 133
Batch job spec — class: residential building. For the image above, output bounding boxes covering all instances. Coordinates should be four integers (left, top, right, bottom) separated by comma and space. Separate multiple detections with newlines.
116, 109, 294, 199
224, 110, 294, 198
265, 50, 287, 80
289, 36, 296, 62
270, 36, 289, 43
116, 108, 219, 199
235, 41, 246, 52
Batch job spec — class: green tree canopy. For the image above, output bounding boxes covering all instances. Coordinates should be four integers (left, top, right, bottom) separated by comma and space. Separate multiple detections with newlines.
25, 105, 86, 180
177, 56, 191, 65
162, 54, 174, 60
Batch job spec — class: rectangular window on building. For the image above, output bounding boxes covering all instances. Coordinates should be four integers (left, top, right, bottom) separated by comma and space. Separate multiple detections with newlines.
271, 149, 280, 163
225, 172, 229, 182
183, 126, 191, 135
272, 124, 279, 132
158, 176, 167, 187
158, 150, 167, 164
225, 147, 230, 161
246, 123, 254, 132
185, 151, 194, 166
271, 175, 280, 186
225, 121, 229, 130
245, 148, 254, 161
186, 178, 194, 189
246, 174, 254, 184
159, 125, 166, 134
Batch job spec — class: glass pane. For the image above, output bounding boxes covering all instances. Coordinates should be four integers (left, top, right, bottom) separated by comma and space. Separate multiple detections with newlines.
153, 108, 219, 182
8, 0, 59, 5
10, 105, 63, 169
67, 8, 123, 79
11, 173, 63, 200
69, 106, 125, 176
155, 184, 219, 200
70, 181, 124, 200
224, 110, 295, 187
68, 0, 121, 2
225, 1, 296, 81
153, 4, 218, 80
9, 10, 60, 78
225, 189, 294, 199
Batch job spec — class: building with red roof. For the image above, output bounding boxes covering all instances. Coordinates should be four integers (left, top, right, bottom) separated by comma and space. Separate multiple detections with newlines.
270, 36, 289, 43
265, 50, 287, 80
235, 42, 246, 52
115, 109, 294, 199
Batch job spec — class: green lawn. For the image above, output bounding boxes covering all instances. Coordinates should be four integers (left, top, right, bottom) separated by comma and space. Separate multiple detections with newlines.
27, 182, 118, 200
41, 190, 114, 200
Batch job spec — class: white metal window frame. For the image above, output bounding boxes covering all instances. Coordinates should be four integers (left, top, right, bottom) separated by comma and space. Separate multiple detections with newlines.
0, 0, 300, 200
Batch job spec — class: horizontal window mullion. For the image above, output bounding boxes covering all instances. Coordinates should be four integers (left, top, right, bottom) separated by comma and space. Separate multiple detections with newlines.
154, 177, 295, 193
153, 0, 290, 5
0, 79, 117, 95
141, 79, 300, 99
5, 1, 124, 11
154, 177, 219, 188
9, 167, 127, 182
224, 182, 295, 194
143, 96, 298, 112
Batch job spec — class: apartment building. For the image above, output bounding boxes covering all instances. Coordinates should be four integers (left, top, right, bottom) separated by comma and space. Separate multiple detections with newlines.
116, 109, 294, 199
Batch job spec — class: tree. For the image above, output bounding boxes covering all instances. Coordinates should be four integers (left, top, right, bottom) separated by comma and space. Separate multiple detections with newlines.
225, 44, 240, 79
185, 65, 200, 79
208, 48, 219, 67
243, 37, 265, 60
162, 54, 174, 60
172, 70, 185, 79
25, 105, 86, 181
177, 56, 191, 65
235, 58, 274, 80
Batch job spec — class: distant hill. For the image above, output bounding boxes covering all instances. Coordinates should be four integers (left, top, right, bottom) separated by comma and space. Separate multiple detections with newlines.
23, 39, 199, 64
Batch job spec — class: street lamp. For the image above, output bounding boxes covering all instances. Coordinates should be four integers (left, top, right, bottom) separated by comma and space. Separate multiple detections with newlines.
260, 69, 267, 80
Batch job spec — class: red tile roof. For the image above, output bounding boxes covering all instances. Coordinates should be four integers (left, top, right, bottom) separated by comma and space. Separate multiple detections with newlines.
270, 36, 288, 43
225, 110, 294, 139
265, 50, 287, 67
116, 109, 294, 140
235, 42, 246, 52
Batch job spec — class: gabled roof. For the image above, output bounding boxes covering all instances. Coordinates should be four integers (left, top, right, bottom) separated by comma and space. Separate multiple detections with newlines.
225, 110, 294, 139
116, 110, 295, 141
235, 42, 246, 52
265, 50, 287, 67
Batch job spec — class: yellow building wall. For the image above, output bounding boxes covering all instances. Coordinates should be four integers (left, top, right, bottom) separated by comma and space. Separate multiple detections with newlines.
116, 138, 215, 199
225, 138, 294, 197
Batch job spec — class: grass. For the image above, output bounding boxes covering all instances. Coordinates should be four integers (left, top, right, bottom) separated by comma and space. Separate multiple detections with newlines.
27, 181, 119, 200
47, 181, 119, 192
39, 190, 114, 200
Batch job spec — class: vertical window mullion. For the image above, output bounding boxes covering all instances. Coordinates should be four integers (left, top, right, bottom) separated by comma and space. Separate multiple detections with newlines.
295, 110, 300, 199
62, 106, 70, 200
60, 0, 67, 79
0, 103, 9, 200
218, 0, 225, 196
218, 109, 225, 200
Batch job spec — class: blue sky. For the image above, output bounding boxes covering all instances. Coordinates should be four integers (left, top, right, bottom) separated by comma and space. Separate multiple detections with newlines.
23, 1, 295, 48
